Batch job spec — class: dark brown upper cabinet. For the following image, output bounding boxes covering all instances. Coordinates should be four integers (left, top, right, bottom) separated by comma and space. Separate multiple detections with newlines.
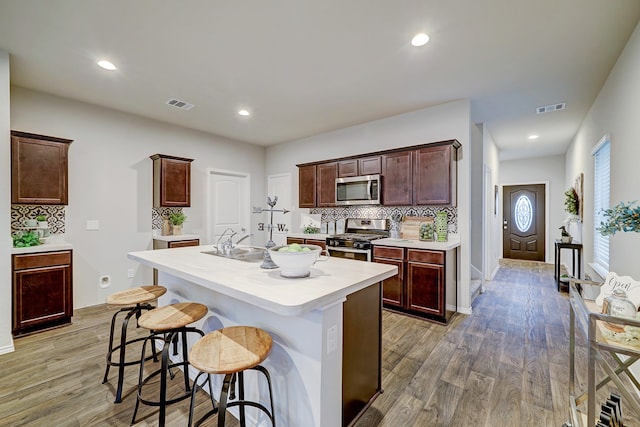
151, 154, 193, 207
358, 156, 382, 176
338, 156, 381, 178
413, 144, 457, 206
11, 131, 73, 205
381, 151, 413, 206
316, 162, 337, 207
298, 164, 317, 208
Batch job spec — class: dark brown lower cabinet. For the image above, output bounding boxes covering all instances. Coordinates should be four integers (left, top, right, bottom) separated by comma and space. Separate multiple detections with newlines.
153, 238, 200, 284
373, 245, 455, 323
343, 282, 381, 426
12, 250, 73, 337
286, 237, 327, 250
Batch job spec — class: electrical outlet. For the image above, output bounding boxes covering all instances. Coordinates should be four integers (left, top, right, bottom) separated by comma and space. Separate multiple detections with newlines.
99, 275, 111, 288
327, 324, 337, 354
127, 268, 135, 279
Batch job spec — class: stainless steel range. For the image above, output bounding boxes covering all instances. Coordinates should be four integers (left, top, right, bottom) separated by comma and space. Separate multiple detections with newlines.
326, 218, 388, 261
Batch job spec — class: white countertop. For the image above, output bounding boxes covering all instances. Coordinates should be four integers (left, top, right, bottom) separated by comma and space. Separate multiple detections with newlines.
11, 240, 73, 254
152, 234, 200, 242
373, 235, 461, 251
287, 232, 333, 239
128, 245, 397, 316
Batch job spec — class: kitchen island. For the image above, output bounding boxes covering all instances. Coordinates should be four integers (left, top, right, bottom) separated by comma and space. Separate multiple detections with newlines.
127, 245, 397, 427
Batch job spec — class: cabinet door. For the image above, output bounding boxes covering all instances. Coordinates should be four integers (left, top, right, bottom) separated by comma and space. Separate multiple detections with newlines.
298, 165, 317, 208
11, 133, 72, 205
381, 151, 412, 205
13, 264, 72, 335
304, 239, 327, 250
155, 157, 192, 207
338, 160, 358, 178
374, 257, 404, 308
168, 239, 200, 248
413, 145, 454, 205
407, 261, 444, 317
358, 156, 381, 176
316, 162, 337, 207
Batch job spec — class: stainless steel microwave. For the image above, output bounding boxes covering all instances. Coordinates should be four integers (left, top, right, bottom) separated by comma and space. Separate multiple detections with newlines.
335, 175, 382, 205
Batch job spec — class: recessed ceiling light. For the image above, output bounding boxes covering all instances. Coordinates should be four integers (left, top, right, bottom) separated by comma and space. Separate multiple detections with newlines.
411, 33, 430, 47
238, 109, 250, 116
97, 60, 116, 71
528, 135, 539, 140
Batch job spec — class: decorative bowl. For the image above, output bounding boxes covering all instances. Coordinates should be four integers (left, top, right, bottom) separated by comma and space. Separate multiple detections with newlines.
268, 244, 327, 278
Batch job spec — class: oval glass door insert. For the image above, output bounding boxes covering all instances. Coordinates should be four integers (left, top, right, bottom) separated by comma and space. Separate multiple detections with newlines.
515, 195, 533, 232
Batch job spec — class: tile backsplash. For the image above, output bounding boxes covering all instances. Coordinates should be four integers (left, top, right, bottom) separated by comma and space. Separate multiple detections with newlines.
151, 207, 184, 229
309, 205, 458, 233
11, 205, 66, 234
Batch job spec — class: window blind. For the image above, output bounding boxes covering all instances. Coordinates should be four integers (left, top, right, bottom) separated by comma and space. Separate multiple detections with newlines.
593, 138, 610, 272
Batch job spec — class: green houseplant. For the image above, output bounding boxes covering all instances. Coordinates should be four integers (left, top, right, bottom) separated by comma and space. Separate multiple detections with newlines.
597, 201, 640, 236
12, 230, 41, 247
169, 212, 187, 236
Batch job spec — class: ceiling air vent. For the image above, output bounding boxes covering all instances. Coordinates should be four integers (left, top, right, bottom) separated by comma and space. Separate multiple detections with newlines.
165, 98, 194, 110
536, 102, 566, 114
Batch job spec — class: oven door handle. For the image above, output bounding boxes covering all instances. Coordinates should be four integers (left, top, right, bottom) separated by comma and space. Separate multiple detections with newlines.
367, 180, 372, 200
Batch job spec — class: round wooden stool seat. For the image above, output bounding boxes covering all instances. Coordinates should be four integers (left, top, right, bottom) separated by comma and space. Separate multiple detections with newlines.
189, 326, 273, 374
106, 286, 166, 305
138, 302, 207, 331
187, 326, 276, 427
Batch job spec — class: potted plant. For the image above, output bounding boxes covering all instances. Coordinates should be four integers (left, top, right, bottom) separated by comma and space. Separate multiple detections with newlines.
36, 213, 48, 229
597, 201, 640, 235
12, 230, 41, 247
169, 212, 187, 235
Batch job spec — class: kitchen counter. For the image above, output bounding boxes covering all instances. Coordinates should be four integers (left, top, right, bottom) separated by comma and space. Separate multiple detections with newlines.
373, 234, 461, 251
128, 245, 396, 426
286, 232, 332, 239
11, 240, 73, 254
128, 245, 395, 316
151, 233, 199, 242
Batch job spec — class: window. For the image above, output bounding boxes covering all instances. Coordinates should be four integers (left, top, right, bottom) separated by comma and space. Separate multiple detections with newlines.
592, 135, 611, 274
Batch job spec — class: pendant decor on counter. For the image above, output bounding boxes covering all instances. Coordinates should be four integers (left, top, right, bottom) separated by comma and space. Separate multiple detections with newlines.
162, 216, 171, 236
419, 217, 435, 241
253, 196, 290, 269
435, 211, 448, 242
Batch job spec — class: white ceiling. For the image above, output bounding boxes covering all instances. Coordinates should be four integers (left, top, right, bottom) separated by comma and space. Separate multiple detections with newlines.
1, 0, 639, 160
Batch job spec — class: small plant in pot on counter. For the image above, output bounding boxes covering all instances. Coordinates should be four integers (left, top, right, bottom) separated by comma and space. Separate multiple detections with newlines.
36, 213, 48, 228
12, 230, 41, 247
169, 212, 187, 236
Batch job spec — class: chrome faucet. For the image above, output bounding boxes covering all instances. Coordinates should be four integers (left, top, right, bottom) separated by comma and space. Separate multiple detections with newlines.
234, 234, 253, 246
217, 228, 237, 256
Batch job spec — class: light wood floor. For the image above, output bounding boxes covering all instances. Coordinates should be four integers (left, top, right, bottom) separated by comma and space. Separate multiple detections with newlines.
0, 260, 637, 426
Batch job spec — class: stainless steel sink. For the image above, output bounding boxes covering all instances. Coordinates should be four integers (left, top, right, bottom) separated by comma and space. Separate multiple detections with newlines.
201, 246, 266, 262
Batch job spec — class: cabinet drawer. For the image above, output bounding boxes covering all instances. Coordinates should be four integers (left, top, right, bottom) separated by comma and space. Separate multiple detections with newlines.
13, 251, 72, 270
373, 246, 404, 260
407, 249, 443, 264
168, 239, 199, 248
305, 239, 327, 250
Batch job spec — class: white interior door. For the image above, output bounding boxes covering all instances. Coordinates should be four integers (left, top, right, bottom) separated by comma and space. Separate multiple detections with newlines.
207, 169, 250, 245
267, 173, 292, 246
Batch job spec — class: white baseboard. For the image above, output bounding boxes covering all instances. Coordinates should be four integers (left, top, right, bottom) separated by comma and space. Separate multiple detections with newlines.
451, 304, 472, 315
0, 342, 15, 355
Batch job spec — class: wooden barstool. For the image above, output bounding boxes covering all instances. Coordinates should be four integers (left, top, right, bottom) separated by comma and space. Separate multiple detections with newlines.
188, 326, 276, 427
102, 285, 167, 403
131, 302, 207, 427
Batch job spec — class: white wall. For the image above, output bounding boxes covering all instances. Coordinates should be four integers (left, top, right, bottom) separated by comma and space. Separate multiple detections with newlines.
265, 99, 474, 313
470, 123, 483, 274
9, 87, 266, 310
565, 21, 640, 280
500, 155, 566, 264
483, 127, 501, 280
0, 51, 14, 354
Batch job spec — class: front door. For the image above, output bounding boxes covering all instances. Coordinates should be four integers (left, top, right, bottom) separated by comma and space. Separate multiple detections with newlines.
503, 184, 545, 261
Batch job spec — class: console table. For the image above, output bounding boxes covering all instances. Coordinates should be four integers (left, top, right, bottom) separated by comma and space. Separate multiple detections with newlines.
554, 240, 583, 291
